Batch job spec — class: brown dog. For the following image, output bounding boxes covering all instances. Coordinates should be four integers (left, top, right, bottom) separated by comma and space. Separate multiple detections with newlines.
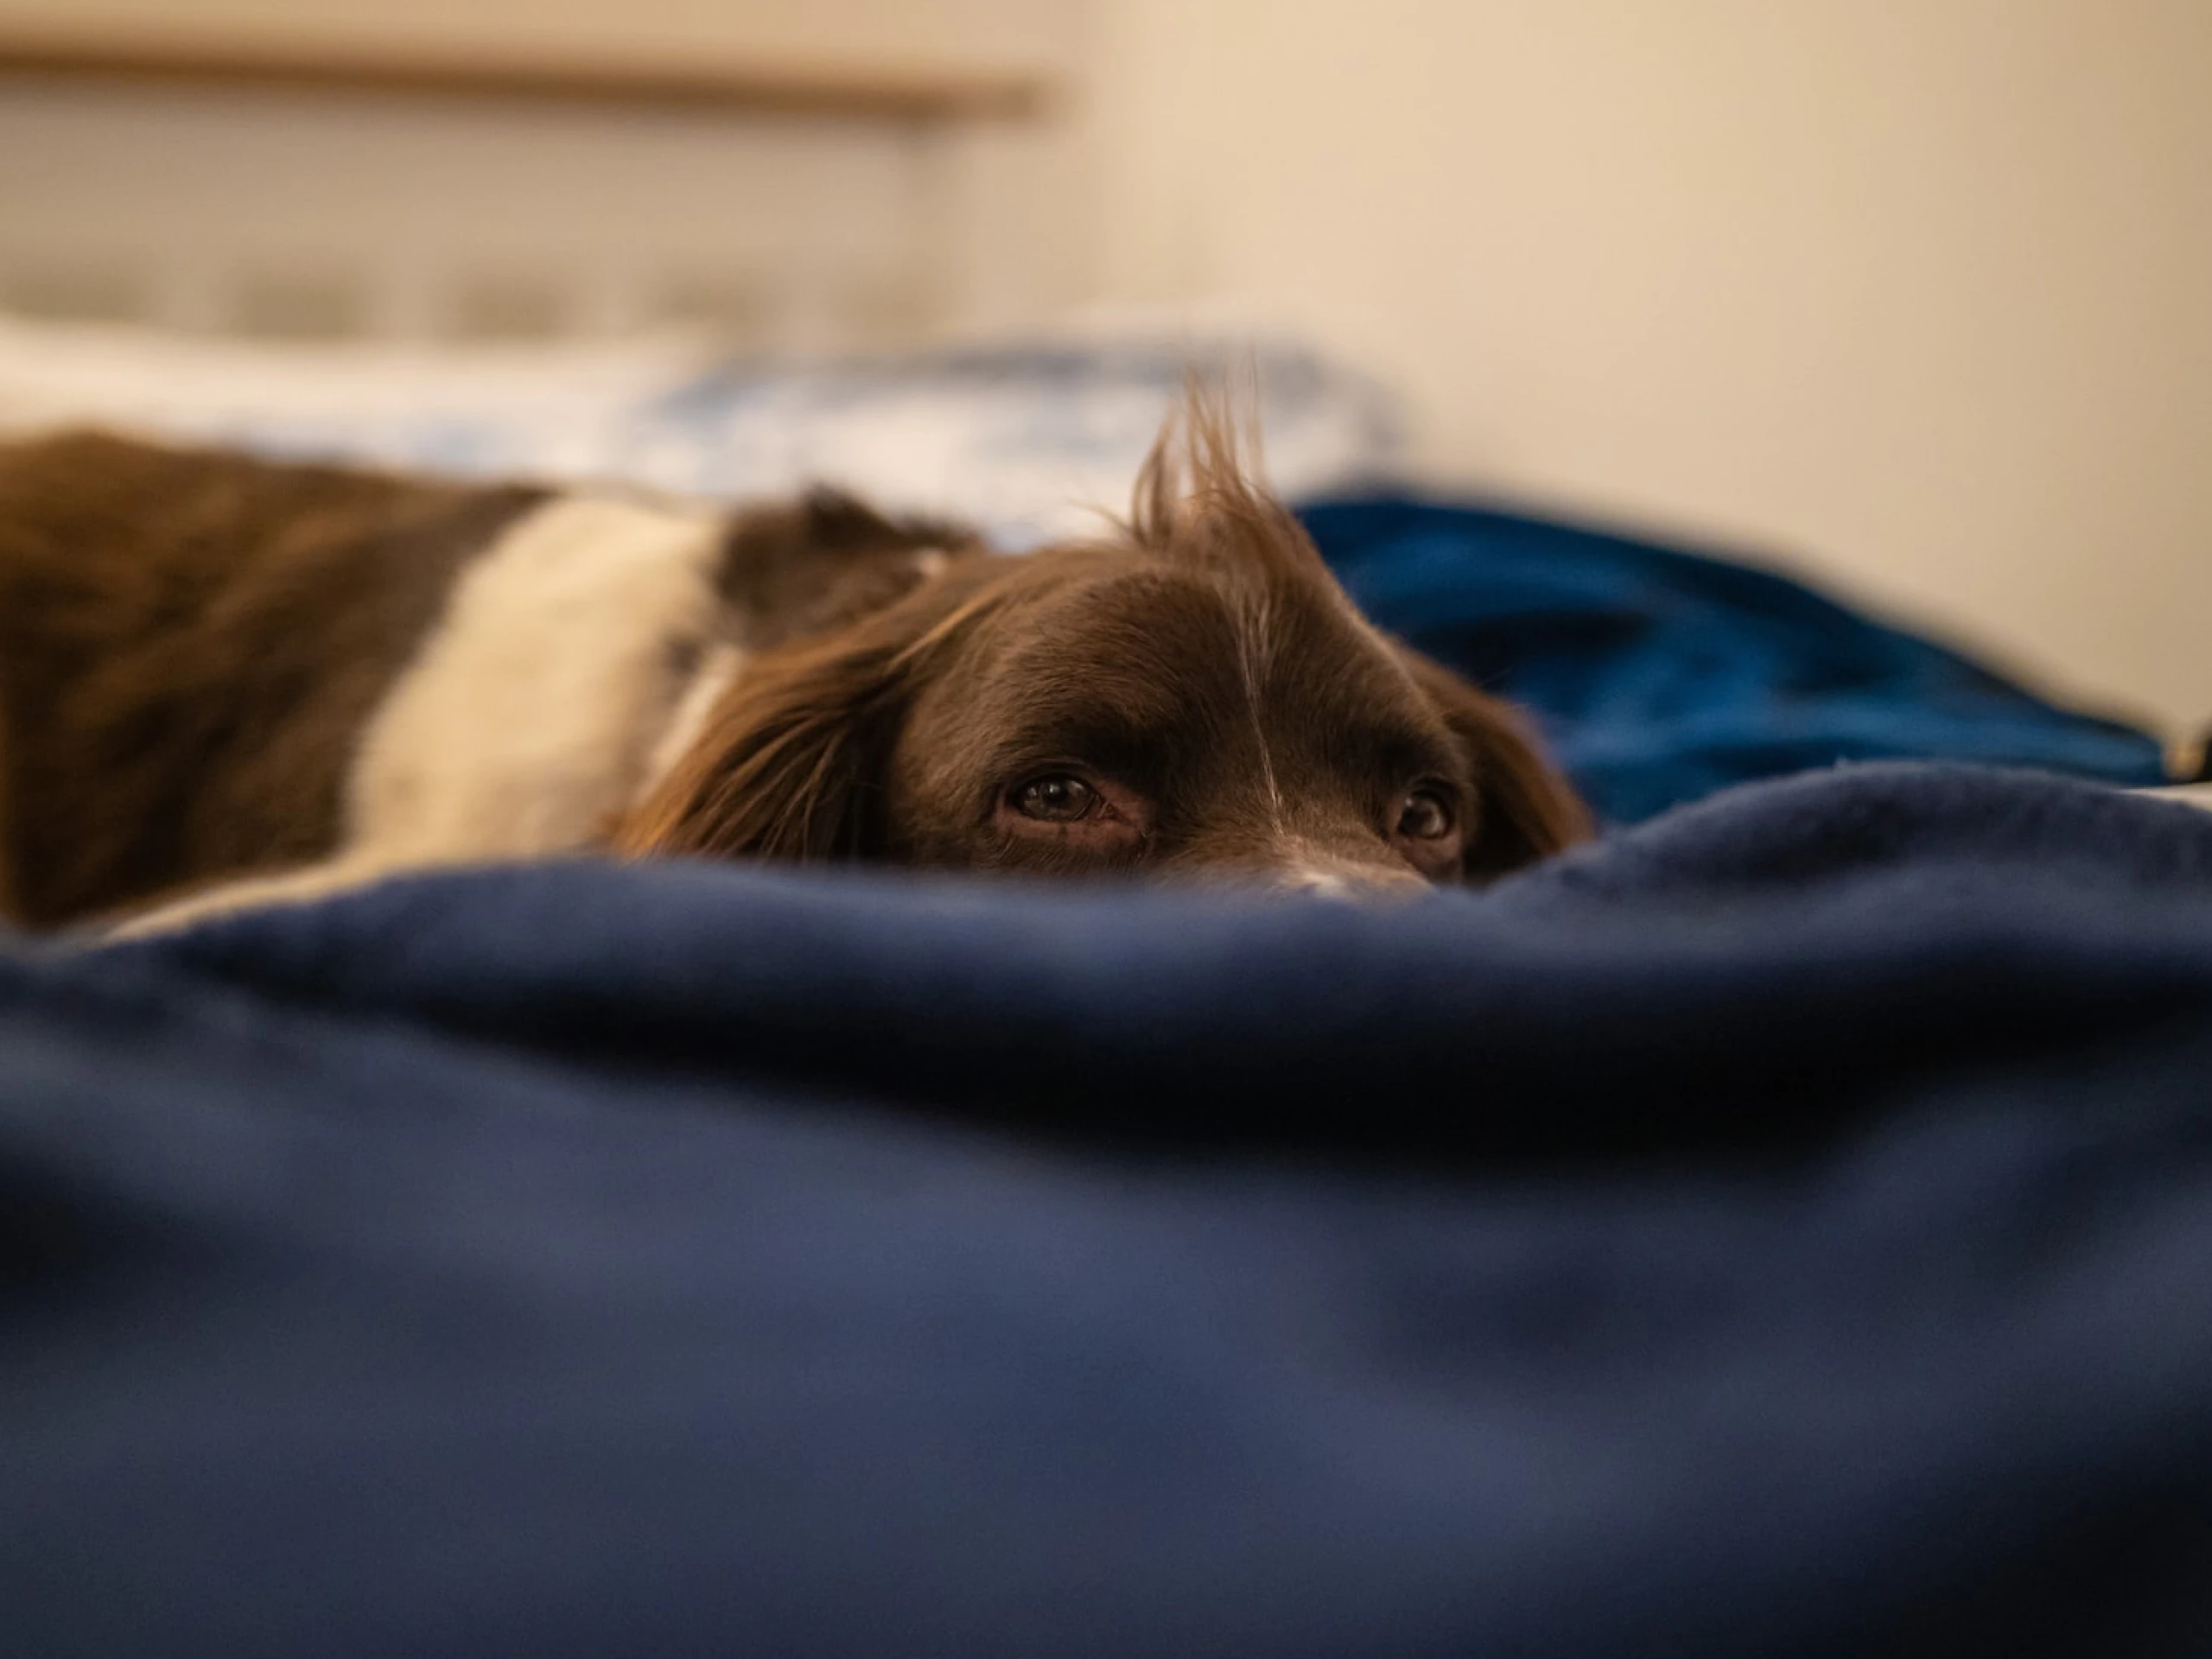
0, 398, 1587, 932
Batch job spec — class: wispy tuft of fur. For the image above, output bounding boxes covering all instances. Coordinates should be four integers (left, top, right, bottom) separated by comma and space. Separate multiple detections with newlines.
1128, 374, 1330, 583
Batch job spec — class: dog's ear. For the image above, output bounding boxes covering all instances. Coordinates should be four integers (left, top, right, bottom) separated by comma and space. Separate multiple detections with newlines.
1397, 645, 1592, 880
717, 487, 984, 652
613, 570, 1001, 864
613, 621, 910, 863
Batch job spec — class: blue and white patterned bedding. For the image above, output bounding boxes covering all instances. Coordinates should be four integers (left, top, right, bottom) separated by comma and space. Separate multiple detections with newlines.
0, 319, 1400, 543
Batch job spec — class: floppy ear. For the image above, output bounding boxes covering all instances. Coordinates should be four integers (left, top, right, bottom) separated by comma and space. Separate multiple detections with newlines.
613, 566, 1009, 864
1397, 645, 1592, 880
716, 487, 984, 652
613, 622, 911, 863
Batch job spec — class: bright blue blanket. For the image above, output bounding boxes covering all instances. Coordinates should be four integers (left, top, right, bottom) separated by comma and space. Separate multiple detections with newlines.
1305, 496, 2171, 821
7, 763, 2212, 1656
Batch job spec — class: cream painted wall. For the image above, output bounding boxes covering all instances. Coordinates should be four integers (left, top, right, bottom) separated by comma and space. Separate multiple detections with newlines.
1078, 0, 2212, 731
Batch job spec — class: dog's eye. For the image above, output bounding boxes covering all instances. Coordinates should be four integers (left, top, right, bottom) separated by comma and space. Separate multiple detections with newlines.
1013, 774, 1098, 823
1395, 786, 1454, 841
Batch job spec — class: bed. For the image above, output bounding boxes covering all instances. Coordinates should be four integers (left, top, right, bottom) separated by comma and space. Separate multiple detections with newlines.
5, 37, 2209, 1657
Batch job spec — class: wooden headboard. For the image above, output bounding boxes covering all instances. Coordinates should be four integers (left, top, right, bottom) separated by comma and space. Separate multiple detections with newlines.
0, 0, 1082, 348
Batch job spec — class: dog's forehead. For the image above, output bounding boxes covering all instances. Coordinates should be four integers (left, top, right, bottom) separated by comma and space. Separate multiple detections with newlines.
944, 560, 1241, 730
944, 550, 1440, 747
986, 553, 1365, 677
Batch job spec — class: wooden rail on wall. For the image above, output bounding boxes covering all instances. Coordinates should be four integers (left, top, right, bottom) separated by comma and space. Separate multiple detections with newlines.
0, 25, 1052, 121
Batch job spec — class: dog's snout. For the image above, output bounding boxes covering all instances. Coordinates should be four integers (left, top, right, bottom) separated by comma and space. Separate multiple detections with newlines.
1267, 861, 1430, 903
1279, 868, 1357, 899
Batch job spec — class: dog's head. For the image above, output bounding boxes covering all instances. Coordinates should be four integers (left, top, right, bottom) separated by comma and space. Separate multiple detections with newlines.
619, 398, 1588, 894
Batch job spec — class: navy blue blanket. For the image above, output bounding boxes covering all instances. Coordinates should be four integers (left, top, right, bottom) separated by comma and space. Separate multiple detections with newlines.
1305, 496, 2171, 822
8, 763, 2212, 1656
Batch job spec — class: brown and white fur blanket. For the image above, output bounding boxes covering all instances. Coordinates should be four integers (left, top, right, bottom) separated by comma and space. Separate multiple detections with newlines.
0, 400, 1588, 934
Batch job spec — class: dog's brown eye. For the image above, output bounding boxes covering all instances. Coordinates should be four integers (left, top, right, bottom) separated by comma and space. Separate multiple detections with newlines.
1013, 775, 1098, 823
1395, 787, 1454, 840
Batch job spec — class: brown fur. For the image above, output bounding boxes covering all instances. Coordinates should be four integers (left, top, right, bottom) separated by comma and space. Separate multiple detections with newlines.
1397, 649, 1592, 878
0, 430, 547, 928
715, 487, 985, 652
0, 435, 969, 930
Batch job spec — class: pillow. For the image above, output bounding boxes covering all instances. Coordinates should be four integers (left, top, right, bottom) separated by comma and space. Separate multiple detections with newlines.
0, 317, 1402, 542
